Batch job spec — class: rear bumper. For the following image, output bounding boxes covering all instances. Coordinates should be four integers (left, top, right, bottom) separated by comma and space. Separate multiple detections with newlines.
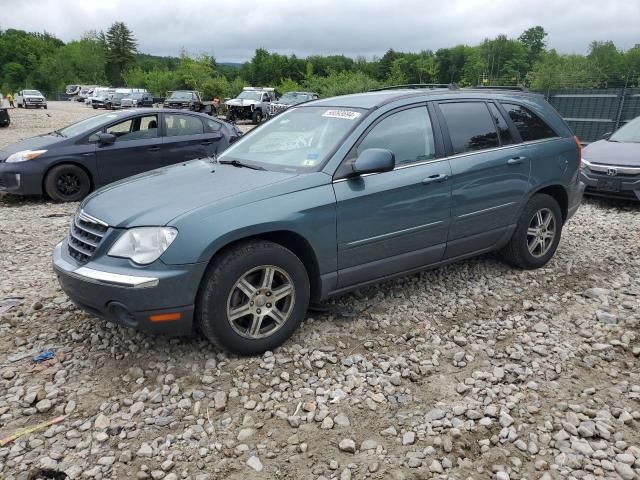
567, 180, 585, 220
52, 241, 205, 336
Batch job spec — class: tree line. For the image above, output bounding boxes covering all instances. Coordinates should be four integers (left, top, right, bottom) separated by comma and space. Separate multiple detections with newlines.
1, 23, 639, 100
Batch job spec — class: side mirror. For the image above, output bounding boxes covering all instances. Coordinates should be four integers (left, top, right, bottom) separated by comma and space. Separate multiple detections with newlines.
351, 148, 395, 176
602, 131, 612, 140
97, 133, 116, 145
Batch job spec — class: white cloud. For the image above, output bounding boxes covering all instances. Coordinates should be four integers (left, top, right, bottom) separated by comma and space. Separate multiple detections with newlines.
3, 0, 639, 61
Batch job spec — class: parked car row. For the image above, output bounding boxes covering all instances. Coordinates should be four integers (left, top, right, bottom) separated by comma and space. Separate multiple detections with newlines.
2, 85, 638, 356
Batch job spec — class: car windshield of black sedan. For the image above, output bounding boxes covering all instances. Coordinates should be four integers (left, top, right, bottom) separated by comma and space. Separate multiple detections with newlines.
610, 116, 640, 143
58, 113, 120, 137
217, 106, 366, 172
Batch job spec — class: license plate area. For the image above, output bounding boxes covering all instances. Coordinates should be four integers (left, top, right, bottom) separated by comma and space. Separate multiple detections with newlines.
599, 179, 621, 192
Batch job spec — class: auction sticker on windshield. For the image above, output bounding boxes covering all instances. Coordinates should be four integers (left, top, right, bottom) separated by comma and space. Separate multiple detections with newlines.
322, 110, 362, 120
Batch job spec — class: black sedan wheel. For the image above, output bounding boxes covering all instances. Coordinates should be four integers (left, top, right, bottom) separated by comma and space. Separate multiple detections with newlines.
44, 164, 91, 202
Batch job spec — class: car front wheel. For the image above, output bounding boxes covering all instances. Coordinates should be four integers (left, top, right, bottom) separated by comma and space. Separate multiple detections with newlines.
44, 164, 91, 202
196, 240, 310, 355
501, 193, 563, 269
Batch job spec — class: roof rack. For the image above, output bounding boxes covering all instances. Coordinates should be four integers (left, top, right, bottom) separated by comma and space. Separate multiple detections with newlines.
472, 85, 529, 92
369, 83, 459, 92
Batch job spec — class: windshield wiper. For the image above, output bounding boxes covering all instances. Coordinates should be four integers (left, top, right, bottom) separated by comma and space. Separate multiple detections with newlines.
218, 159, 266, 170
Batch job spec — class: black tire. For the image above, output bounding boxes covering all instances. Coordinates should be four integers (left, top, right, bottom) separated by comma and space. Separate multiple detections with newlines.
196, 240, 310, 355
44, 164, 91, 202
92, 105, 98, 109
501, 193, 563, 269
251, 109, 263, 125
44, 105, 47, 110
227, 111, 236, 123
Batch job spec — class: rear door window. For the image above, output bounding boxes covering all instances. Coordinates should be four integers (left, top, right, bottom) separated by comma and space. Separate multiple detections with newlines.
501, 103, 557, 142
488, 103, 514, 146
438, 102, 499, 154
164, 114, 205, 137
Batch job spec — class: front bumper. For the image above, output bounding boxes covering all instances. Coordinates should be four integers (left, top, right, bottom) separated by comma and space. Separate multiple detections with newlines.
0, 161, 44, 195
24, 99, 46, 107
52, 241, 205, 336
580, 162, 640, 201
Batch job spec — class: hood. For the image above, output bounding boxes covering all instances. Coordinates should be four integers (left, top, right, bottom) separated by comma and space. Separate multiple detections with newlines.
25, 95, 45, 100
0, 134, 65, 161
81, 159, 308, 227
225, 98, 259, 107
583, 139, 640, 167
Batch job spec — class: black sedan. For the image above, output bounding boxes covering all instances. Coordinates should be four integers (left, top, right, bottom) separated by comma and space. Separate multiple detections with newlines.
0, 108, 241, 201
581, 115, 640, 201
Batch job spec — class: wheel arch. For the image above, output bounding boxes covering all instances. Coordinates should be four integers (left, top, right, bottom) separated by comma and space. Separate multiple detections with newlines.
201, 230, 322, 303
531, 184, 569, 223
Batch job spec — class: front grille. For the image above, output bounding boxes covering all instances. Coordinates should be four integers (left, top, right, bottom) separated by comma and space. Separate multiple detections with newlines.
67, 211, 108, 264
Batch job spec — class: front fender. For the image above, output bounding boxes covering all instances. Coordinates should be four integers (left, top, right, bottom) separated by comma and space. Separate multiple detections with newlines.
161, 184, 338, 275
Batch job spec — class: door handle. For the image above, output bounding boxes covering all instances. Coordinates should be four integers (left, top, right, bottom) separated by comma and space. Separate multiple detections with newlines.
507, 156, 526, 165
147, 146, 160, 152
422, 173, 449, 185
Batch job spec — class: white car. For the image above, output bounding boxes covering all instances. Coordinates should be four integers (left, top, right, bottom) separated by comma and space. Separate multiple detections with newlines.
15, 89, 47, 109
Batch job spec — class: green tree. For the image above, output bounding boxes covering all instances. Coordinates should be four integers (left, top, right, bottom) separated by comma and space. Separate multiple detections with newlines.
519, 26, 548, 67
104, 22, 137, 84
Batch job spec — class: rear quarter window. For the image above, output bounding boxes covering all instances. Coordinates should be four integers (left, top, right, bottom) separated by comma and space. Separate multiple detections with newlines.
501, 103, 557, 142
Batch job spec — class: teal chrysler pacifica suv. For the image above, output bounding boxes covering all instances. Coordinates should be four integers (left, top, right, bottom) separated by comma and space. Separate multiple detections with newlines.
53, 85, 585, 355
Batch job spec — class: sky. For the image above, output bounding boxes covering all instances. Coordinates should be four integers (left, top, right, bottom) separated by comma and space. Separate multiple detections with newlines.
3, 0, 639, 62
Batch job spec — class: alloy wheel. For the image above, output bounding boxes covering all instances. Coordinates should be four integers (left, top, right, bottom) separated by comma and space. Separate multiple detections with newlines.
226, 265, 295, 339
526, 208, 556, 258
56, 173, 81, 197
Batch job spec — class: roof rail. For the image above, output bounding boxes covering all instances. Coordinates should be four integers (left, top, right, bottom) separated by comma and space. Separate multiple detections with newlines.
472, 85, 529, 92
369, 83, 459, 92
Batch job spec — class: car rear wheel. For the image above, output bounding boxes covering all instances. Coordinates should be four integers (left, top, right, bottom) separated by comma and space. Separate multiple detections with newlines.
196, 240, 310, 355
44, 164, 91, 202
501, 193, 563, 269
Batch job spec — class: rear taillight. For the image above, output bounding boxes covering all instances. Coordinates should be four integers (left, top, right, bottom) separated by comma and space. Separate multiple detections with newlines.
573, 136, 582, 166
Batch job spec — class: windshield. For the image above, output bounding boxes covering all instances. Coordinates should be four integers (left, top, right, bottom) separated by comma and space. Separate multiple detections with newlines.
58, 113, 120, 137
280, 93, 310, 104
237, 91, 263, 101
24, 90, 42, 96
610, 116, 640, 143
218, 106, 366, 173
169, 91, 194, 100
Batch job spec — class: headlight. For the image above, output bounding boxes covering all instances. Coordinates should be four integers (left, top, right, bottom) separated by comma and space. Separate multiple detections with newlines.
108, 227, 178, 265
6, 150, 47, 163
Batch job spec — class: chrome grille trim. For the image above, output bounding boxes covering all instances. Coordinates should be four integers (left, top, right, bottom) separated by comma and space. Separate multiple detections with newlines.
67, 210, 109, 264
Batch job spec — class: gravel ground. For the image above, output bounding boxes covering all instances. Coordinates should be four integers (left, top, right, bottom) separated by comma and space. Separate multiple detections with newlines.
0, 103, 639, 480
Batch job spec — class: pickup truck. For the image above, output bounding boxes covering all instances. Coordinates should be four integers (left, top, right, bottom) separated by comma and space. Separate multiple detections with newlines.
15, 89, 47, 109
163, 91, 205, 111
225, 87, 276, 124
